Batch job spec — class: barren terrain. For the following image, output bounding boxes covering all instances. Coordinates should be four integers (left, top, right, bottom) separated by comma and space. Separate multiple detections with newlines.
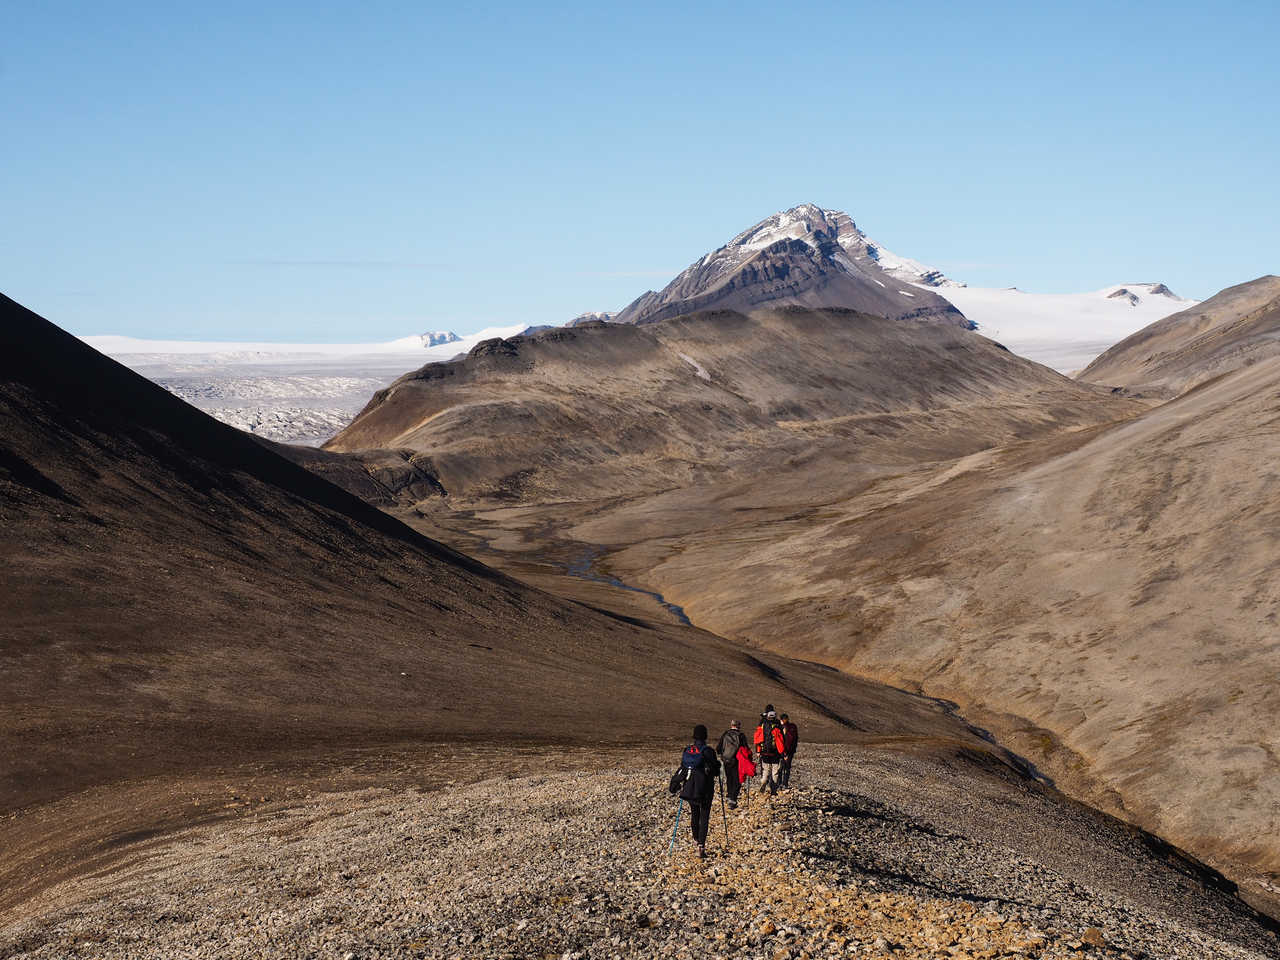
0, 294, 1015, 923
7, 281, 1280, 951
320, 294, 1280, 912
5, 746, 1277, 959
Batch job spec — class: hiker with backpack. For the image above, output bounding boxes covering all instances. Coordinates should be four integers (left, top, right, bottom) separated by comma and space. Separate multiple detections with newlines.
716, 720, 748, 809
753, 706, 786, 797
779, 712, 799, 789
672, 724, 721, 857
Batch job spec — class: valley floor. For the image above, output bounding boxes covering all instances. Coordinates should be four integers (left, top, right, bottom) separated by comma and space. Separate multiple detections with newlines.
2, 745, 1276, 960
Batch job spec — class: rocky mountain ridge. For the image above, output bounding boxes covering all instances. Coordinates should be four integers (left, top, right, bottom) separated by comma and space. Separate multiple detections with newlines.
325, 305, 1132, 504
568, 205, 1193, 374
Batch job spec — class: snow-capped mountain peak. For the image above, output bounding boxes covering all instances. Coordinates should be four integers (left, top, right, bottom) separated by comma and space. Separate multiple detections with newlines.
701, 203, 965, 290
608, 204, 969, 327
854, 240, 964, 290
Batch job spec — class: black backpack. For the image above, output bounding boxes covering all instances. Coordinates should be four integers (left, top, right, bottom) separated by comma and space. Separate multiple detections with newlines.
760, 717, 783, 758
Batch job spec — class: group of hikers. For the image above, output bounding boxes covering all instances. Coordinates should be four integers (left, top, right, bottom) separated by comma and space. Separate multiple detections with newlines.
669, 704, 800, 858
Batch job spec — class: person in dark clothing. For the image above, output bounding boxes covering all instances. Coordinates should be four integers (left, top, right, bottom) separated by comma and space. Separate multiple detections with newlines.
716, 720, 748, 808
754, 706, 786, 796
678, 724, 721, 857
779, 713, 799, 788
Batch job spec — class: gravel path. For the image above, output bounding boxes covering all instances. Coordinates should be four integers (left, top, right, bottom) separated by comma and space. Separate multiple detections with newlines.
3, 744, 1276, 959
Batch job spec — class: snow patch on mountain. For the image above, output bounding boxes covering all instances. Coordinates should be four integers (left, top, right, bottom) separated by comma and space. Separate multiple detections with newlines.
677, 353, 712, 381
852, 239, 965, 290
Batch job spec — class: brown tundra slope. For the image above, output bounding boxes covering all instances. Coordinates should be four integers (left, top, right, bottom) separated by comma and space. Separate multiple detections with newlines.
0, 293, 1014, 916
589, 352, 1280, 898
322, 292, 1280, 908
1079, 275, 1280, 396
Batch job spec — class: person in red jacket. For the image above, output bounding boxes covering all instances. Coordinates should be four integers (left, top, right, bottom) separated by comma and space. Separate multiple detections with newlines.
753, 705, 786, 796
779, 713, 799, 789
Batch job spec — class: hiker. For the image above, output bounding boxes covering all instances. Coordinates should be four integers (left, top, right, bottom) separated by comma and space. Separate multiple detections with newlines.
753, 705, 786, 796
678, 724, 721, 857
779, 712, 799, 788
716, 720, 748, 809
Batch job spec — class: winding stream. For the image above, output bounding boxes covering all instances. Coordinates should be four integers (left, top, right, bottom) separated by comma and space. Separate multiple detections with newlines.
563, 548, 692, 626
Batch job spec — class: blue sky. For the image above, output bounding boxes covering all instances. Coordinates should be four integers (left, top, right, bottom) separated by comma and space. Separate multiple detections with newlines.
5, 0, 1278, 340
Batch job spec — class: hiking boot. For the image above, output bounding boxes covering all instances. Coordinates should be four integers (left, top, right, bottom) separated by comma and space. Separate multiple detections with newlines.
728, 800, 737, 810
698, 844, 706, 858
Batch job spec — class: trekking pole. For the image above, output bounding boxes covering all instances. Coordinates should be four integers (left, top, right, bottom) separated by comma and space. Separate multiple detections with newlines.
667, 798, 684, 857
718, 771, 730, 852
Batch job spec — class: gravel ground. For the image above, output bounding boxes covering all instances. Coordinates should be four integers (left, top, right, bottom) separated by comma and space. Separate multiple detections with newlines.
2, 744, 1277, 959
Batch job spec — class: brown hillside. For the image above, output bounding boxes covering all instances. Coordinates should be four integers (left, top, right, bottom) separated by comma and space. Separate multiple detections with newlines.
569, 357, 1280, 907
326, 307, 1136, 503
1079, 275, 1280, 396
